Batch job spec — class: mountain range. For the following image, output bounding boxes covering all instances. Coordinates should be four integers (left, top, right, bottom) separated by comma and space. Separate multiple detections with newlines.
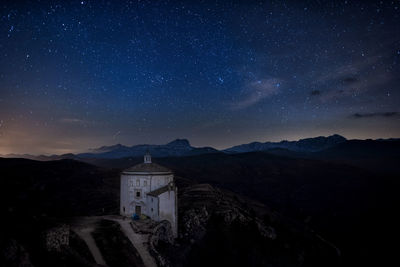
1, 134, 399, 160
223, 134, 347, 153
78, 139, 219, 158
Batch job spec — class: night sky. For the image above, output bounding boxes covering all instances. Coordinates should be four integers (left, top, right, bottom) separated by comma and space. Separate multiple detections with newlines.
0, 0, 399, 155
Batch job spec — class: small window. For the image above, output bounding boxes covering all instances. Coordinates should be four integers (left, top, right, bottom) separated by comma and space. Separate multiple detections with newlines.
134, 189, 141, 199
151, 208, 153, 212
144, 180, 147, 186
136, 179, 140, 186
151, 198, 153, 202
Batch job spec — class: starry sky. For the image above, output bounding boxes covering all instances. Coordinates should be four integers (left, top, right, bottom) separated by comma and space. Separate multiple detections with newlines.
0, 0, 399, 155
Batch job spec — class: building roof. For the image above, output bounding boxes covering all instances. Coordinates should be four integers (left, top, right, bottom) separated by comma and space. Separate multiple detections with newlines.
122, 162, 172, 174
147, 184, 173, 197
122, 152, 172, 175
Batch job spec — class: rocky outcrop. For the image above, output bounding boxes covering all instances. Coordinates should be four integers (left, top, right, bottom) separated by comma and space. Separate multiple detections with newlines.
179, 184, 276, 241
153, 182, 340, 267
42, 224, 70, 252
152, 220, 175, 245
181, 206, 209, 241
148, 220, 175, 267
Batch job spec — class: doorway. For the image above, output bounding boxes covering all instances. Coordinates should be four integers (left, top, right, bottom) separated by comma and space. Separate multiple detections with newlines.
135, 205, 141, 215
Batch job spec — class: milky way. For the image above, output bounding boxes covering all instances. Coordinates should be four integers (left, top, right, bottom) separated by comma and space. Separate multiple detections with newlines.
0, 0, 399, 154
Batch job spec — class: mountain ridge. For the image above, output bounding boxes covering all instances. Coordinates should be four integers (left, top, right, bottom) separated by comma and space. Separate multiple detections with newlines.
223, 134, 347, 153
2, 135, 400, 160
76, 138, 220, 159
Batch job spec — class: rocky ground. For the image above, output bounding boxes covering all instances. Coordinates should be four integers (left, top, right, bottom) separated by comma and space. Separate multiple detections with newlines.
154, 183, 339, 267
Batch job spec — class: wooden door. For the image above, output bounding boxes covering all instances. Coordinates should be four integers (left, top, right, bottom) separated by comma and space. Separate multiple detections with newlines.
135, 205, 141, 215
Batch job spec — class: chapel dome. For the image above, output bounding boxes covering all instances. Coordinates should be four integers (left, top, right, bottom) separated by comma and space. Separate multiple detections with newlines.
122, 162, 172, 174
122, 152, 172, 175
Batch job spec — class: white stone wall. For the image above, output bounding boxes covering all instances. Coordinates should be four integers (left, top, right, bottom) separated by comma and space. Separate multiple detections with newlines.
120, 175, 129, 215
158, 187, 177, 237
146, 195, 159, 220
149, 174, 173, 191
120, 171, 177, 237
120, 173, 173, 216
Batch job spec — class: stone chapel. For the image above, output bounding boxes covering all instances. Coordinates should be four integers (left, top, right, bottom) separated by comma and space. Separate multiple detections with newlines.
120, 152, 178, 237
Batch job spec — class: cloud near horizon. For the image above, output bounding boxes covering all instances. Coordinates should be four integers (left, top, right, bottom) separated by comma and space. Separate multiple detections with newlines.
351, 112, 399, 119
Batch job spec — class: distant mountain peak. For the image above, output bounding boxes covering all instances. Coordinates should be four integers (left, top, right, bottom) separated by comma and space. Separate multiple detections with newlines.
225, 134, 347, 154
297, 134, 346, 141
328, 134, 346, 140
166, 139, 191, 147
89, 143, 128, 153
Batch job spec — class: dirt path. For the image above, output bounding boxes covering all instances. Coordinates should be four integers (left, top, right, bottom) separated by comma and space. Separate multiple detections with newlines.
72, 217, 107, 266
71, 216, 157, 267
106, 217, 157, 267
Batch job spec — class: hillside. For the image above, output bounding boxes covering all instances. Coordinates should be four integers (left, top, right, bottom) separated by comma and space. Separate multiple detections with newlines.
0, 157, 340, 266
0, 158, 120, 218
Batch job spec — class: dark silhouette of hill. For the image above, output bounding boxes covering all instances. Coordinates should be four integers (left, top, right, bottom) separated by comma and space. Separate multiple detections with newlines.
311, 139, 400, 173
317, 139, 400, 158
230, 139, 400, 174
0, 158, 120, 218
